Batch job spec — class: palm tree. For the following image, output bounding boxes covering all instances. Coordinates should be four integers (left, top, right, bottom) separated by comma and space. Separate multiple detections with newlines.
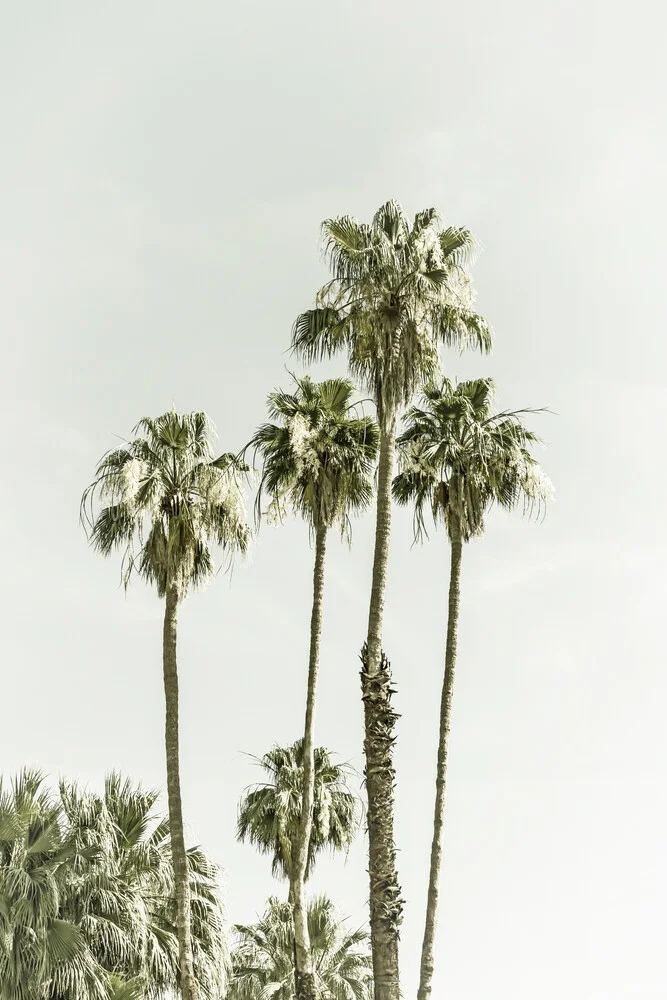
228, 896, 373, 1000
392, 378, 553, 1000
0, 770, 228, 1000
0, 769, 103, 1000
237, 741, 358, 886
62, 773, 229, 999
247, 376, 378, 1000
81, 410, 249, 1000
292, 200, 492, 1000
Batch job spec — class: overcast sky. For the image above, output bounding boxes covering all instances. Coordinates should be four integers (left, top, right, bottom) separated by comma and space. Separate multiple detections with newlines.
2, 2, 666, 997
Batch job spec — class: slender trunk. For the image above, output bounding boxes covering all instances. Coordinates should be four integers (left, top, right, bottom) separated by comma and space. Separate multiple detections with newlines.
417, 535, 463, 1000
366, 420, 396, 684
292, 525, 327, 1000
163, 584, 197, 1000
363, 418, 402, 1000
288, 880, 299, 992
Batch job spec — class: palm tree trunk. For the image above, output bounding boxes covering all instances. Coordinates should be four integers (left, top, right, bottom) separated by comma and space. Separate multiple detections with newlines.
163, 583, 197, 1000
366, 420, 396, 685
417, 534, 463, 1000
363, 419, 402, 1000
288, 881, 300, 991
360, 643, 402, 1000
292, 525, 328, 1000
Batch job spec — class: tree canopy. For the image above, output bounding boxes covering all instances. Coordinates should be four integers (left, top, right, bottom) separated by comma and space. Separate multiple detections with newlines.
249, 375, 379, 537
229, 895, 373, 1000
292, 201, 492, 429
393, 378, 553, 542
81, 410, 249, 597
0, 771, 227, 1000
237, 742, 359, 882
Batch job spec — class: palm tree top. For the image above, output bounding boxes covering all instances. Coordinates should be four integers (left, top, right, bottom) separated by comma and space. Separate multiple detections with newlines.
237, 741, 359, 881
247, 374, 379, 537
291, 201, 492, 428
81, 409, 250, 598
393, 377, 554, 543
229, 894, 373, 1000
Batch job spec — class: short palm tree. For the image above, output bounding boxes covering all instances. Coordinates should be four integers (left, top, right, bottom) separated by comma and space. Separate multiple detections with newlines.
292, 200, 492, 1000
0, 770, 228, 1000
237, 741, 358, 887
248, 376, 378, 1000
228, 895, 372, 1000
0, 769, 102, 1000
392, 378, 553, 1000
62, 773, 229, 999
82, 410, 249, 1000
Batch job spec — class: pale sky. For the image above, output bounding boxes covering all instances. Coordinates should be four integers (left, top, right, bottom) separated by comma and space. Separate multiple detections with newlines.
2, 2, 666, 997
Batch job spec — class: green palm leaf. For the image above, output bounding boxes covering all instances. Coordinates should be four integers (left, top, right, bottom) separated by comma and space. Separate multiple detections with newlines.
0, 771, 228, 1000
237, 742, 359, 882
228, 896, 372, 1000
292, 200, 491, 430
82, 410, 250, 597
393, 378, 553, 543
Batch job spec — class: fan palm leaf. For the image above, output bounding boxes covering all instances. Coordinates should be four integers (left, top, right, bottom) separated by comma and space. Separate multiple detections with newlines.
228, 896, 372, 1000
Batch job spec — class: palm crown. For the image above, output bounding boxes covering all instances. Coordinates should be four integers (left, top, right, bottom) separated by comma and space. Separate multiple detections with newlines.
237, 742, 359, 882
229, 895, 373, 1000
393, 378, 553, 542
248, 376, 379, 537
291, 201, 492, 429
81, 410, 249, 597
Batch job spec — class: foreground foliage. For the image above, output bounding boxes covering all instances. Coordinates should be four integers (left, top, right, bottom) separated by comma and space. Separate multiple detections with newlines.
0, 771, 227, 1000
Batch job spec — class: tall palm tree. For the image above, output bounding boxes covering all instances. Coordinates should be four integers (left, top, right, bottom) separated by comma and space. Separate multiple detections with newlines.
228, 895, 373, 1000
292, 200, 492, 1000
248, 376, 378, 1000
81, 410, 249, 1000
392, 378, 553, 1000
0, 770, 228, 1000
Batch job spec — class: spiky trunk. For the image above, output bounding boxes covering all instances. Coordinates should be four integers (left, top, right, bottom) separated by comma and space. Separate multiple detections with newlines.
417, 535, 463, 1000
291, 525, 328, 1000
362, 419, 402, 1000
163, 583, 197, 1000
360, 644, 403, 1000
